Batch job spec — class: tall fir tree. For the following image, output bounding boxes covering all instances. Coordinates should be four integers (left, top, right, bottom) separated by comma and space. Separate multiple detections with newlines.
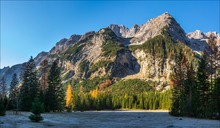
196, 54, 210, 118
19, 56, 39, 111
46, 60, 64, 112
184, 63, 196, 116
170, 50, 187, 116
39, 59, 49, 108
8, 74, 19, 110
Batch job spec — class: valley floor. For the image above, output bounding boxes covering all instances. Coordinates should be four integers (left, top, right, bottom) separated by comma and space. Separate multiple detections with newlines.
0, 110, 219, 128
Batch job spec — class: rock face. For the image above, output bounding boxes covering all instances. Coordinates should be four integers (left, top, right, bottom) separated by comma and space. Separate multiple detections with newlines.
0, 12, 219, 90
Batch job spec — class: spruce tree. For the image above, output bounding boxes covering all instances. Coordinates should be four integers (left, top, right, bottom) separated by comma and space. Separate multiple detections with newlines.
8, 74, 19, 110
46, 60, 64, 112
39, 59, 49, 110
19, 56, 39, 111
170, 50, 187, 116
45, 79, 56, 111
184, 63, 196, 116
196, 54, 210, 118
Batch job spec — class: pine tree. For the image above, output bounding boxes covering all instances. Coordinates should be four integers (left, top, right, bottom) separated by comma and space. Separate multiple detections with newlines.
46, 60, 64, 112
196, 54, 210, 118
19, 56, 39, 111
65, 84, 73, 112
39, 59, 49, 110
170, 50, 187, 116
8, 74, 19, 110
184, 63, 196, 116
45, 79, 56, 112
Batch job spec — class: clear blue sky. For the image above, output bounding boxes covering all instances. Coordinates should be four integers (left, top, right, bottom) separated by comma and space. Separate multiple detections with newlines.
1, 1, 219, 68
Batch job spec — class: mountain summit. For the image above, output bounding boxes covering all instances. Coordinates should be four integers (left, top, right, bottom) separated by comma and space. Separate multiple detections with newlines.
107, 12, 187, 45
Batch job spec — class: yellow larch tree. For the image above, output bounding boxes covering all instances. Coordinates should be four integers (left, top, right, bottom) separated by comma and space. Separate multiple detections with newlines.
90, 88, 98, 99
65, 84, 73, 109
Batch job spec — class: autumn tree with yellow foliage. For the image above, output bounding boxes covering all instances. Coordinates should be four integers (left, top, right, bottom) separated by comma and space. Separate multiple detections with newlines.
65, 85, 73, 112
90, 88, 98, 99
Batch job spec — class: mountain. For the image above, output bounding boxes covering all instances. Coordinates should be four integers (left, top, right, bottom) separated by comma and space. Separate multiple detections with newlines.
0, 12, 219, 91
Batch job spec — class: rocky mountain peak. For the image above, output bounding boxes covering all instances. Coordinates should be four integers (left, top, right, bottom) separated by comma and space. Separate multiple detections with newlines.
187, 30, 207, 39
50, 35, 81, 54
205, 32, 220, 39
131, 12, 186, 44
68, 34, 81, 42
57, 38, 68, 45
108, 24, 141, 38
186, 30, 220, 53
108, 24, 129, 37
126, 24, 140, 38
132, 24, 139, 29
78, 31, 96, 42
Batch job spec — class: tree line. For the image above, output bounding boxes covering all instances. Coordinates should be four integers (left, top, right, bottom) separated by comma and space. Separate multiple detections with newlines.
65, 85, 171, 111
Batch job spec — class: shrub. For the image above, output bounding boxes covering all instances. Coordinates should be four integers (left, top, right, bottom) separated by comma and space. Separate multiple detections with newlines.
29, 114, 43, 122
